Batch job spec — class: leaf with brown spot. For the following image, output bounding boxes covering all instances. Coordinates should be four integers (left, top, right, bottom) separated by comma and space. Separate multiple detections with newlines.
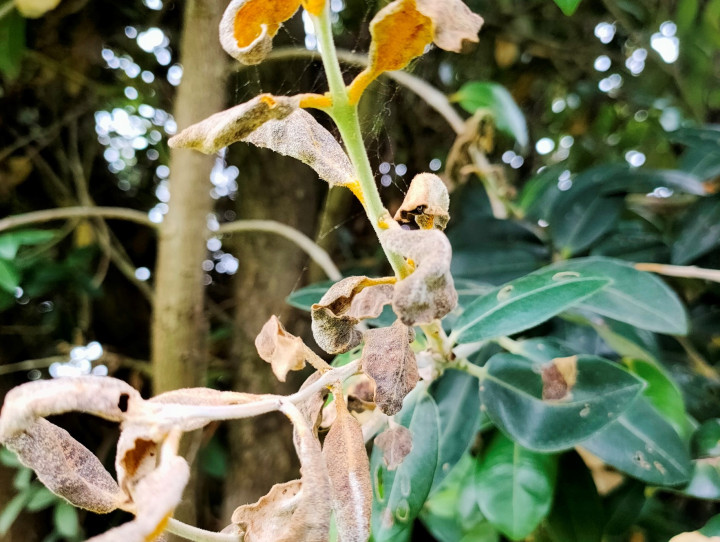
168, 94, 298, 154
382, 228, 458, 325
323, 388, 372, 542
416, 0, 484, 52
311, 276, 395, 354
362, 321, 419, 415
393, 173, 450, 230
255, 315, 309, 382
3, 418, 126, 513
541, 355, 578, 401
374, 425, 413, 471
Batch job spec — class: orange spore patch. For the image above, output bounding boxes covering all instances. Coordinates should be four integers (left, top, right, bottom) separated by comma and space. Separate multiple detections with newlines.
302, 0, 326, 16
233, 0, 301, 48
370, 0, 432, 72
346, 180, 366, 206
259, 94, 277, 106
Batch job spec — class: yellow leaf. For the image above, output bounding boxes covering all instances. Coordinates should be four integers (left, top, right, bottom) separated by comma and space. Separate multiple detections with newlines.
301, 0, 325, 16
14, 0, 61, 18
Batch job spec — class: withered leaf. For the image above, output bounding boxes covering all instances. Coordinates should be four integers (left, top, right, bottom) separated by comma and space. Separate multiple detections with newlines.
382, 228, 458, 325
3, 418, 126, 513
541, 355, 578, 401
393, 173, 450, 230
323, 390, 372, 542
255, 315, 308, 382
374, 425, 413, 471
361, 321, 418, 415
311, 276, 395, 354
168, 94, 298, 154
231, 480, 303, 540
219, 0, 302, 65
297, 371, 328, 437
416, 0, 484, 53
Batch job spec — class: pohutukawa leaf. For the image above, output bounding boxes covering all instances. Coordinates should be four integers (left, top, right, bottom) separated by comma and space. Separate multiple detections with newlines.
362, 321, 419, 415
168, 94, 298, 154
323, 387, 372, 542
382, 228, 458, 325
3, 419, 126, 513
374, 425, 413, 471
311, 276, 395, 354
394, 173, 450, 231
255, 315, 309, 382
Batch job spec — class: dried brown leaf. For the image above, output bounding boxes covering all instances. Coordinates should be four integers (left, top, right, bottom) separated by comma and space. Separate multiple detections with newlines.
416, 0, 484, 52
374, 425, 413, 471
323, 390, 372, 542
361, 322, 418, 415
245, 109, 356, 187
311, 276, 395, 354
3, 418, 126, 513
382, 228, 458, 325
393, 173, 450, 230
541, 355, 578, 401
297, 371, 328, 437
255, 315, 308, 382
231, 480, 303, 540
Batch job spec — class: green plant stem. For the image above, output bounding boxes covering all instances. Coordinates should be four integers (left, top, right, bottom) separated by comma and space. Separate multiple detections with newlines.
445, 357, 487, 380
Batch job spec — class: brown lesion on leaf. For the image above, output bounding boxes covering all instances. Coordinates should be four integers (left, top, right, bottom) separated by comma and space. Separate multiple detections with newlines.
374, 424, 413, 471
541, 355, 578, 401
393, 173, 450, 230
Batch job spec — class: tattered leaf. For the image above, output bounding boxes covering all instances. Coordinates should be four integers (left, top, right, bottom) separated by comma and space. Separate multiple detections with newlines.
382, 228, 458, 325
374, 425, 413, 471
362, 321, 418, 415
394, 173, 450, 230
323, 390, 372, 542
255, 315, 307, 381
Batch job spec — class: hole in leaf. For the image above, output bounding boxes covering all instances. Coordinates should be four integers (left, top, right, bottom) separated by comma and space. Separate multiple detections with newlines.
118, 393, 129, 412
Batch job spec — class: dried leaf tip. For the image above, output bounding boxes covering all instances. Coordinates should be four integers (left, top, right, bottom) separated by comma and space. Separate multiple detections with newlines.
394, 173, 450, 230
255, 315, 309, 382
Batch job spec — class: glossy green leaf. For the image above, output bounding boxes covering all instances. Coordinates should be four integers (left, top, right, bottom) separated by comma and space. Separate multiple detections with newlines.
480, 353, 644, 451
692, 419, 720, 458
545, 453, 603, 542
452, 266, 610, 344
286, 280, 334, 311
553, 0, 583, 15
550, 192, 622, 256
452, 82, 528, 150
671, 196, 720, 265
590, 317, 660, 364
0, 10, 25, 81
473, 433, 557, 541
371, 385, 440, 542
603, 480, 646, 535
581, 398, 691, 486
549, 257, 688, 335
430, 369, 480, 490
0, 259, 20, 293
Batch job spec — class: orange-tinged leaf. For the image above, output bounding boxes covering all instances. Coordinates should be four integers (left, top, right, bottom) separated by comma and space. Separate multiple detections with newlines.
301, 0, 325, 16
220, 0, 302, 64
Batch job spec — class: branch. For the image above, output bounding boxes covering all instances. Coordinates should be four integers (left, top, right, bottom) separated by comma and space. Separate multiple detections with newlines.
634, 263, 720, 283
0, 206, 157, 233
166, 518, 242, 542
217, 219, 342, 281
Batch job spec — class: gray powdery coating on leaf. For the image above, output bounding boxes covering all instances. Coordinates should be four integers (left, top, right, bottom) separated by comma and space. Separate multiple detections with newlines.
374, 425, 413, 471
254, 315, 308, 382
394, 173, 450, 230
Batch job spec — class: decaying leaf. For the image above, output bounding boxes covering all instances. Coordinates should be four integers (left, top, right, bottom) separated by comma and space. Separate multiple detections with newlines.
382, 228, 458, 325
3, 418, 126, 513
14, 0, 62, 18
348, 0, 482, 102
323, 387, 372, 542
669, 532, 720, 542
347, 377, 376, 413
245, 109, 356, 187
312, 276, 395, 354
255, 315, 308, 382
297, 371, 328, 437
374, 425, 413, 471
362, 321, 418, 415
168, 94, 298, 154
393, 173, 450, 230
541, 355, 578, 401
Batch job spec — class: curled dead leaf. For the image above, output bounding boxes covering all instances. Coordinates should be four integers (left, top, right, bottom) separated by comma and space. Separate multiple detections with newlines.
416, 0, 484, 52
311, 276, 395, 354
393, 173, 450, 230
323, 388, 372, 542
361, 321, 418, 415
3, 418, 126, 513
168, 94, 298, 154
382, 228, 458, 325
255, 315, 308, 382
541, 355, 578, 401
374, 425, 413, 471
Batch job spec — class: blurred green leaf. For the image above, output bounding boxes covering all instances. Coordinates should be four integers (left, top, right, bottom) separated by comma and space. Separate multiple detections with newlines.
700, 514, 720, 536
53, 501, 79, 539
0, 490, 32, 537
0, 229, 56, 259
480, 353, 644, 451
552, 0, 583, 15
0, 10, 25, 81
603, 480, 646, 535
452, 265, 610, 344
371, 385, 440, 542
13, 467, 32, 491
285, 280, 334, 311
682, 458, 720, 499
26, 486, 58, 512
692, 419, 720, 458
200, 435, 228, 479
0, 448, 22, 468
671, 196, 720, 265
550, 192, 622, 256
473, 433, 557, 540
452, 82, 528, 150
581, 398, 691, 486
0, 259, 21, 293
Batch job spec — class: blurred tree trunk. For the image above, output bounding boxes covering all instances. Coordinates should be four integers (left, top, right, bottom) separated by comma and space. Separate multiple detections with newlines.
222, 146, 320, 519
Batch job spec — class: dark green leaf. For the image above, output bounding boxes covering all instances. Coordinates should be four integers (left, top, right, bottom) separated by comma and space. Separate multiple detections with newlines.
589, 317, 660, 364
549, 257, 688, 335
581, 398, 691, 486
200, 435, 228, 479
480, 353, 644, 451
0, 259, 21, 293
692, 419, 720, 458
700, 514, 720, 536
550, 192, 622, 256
452, 82, 528, 150
286, 280, 335, 311
671, 196, 720, 265
452, 266, 610, 344
553, 0, 583, 15
0, 10, 25, 81
371, 385, 440, 542
603, 480, 646, 535
545, 453, 603, 542
473, 433, 557, 540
